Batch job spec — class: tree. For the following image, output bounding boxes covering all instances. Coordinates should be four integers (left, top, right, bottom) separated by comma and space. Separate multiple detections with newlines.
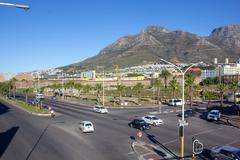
153, 79, 163, 104
95, 83, 103, 104
133, 83, 145, 103
161, 70, 171, 88
116, 84, 126, 104
74, 83, 83, 99
185, 74, 195, 109
217, 83, 227, 107
0, 82, 9, 96
9, 78, 17, 99
83, 84, 91, 96
169, 79, 179, 98
229, 83, 239, 106
23, 88, 30, 104
64, 81, 75, 98
205, 91, 218, 109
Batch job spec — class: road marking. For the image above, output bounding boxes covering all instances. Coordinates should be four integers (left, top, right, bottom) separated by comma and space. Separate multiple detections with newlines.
162, 139, 179, 145
225, 140, 240, 146
191, 127, 222, 137
163, 127, 223, 145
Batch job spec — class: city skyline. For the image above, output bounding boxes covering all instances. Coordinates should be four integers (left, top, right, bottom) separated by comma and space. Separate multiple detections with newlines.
0, 0, 240, 73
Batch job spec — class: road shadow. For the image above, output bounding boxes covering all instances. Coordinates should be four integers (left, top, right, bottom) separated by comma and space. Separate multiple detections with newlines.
0, 103, 10, 116
198, 148, 212, 159
143, 131, 179, 159
0, 126, 19, 158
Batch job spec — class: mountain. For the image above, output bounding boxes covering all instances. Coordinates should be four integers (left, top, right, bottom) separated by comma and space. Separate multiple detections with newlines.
61, 24, 240, 71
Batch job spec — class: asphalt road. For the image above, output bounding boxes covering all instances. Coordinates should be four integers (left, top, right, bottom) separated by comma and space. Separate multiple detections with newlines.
2, 94, 240, 160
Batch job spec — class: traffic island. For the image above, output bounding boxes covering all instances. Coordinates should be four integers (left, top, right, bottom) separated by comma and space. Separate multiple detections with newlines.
131, 141, 173, 160
0, 97, 51, 116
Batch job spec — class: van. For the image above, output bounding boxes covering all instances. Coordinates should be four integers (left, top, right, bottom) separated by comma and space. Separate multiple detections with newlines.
168, 99, 183, 106
35, 93, 44, 100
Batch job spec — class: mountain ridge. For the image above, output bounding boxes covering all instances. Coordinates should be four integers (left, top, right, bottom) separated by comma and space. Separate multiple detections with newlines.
61, 24, 240, 71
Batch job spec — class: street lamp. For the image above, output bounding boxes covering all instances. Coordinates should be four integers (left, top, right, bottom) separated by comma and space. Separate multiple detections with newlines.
159, 58, 202, 160
0, 2, 30, 10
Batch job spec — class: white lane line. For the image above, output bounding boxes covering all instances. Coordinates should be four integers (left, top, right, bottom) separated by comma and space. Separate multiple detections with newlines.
162, 127, 223, 145
162, 139, 179, 145
225, 140, 240, 146
191, 127, 223, 137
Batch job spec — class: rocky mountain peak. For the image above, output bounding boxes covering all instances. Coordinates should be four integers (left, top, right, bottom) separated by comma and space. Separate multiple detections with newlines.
209, 24, 240, 53
143, 26, 170, 34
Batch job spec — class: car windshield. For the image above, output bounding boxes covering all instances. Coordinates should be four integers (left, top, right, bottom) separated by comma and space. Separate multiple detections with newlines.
152, 117, 159, 120
138, 120, 145, 124
236, 151, 240, 158
85, 123, 92, 127
174, 100, 181, 102
99, 107, 105, 109
210, 112, 218, 115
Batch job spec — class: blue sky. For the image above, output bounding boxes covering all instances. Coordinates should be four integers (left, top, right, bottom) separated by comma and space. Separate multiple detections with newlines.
0, 0, 240, 73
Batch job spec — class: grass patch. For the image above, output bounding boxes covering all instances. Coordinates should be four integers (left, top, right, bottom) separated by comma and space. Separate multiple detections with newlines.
0, 96, 49, 114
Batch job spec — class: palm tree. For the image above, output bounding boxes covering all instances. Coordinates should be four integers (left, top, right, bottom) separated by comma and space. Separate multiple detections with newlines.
74, 83, 83, 99
185, 74, 195, 109
64, 81, 75, 98
229, 83, 239, 105
83, 84, 91, 97
9, 78, 17, 99
169, 79, 179, 98
133, 83, 145, 103
217, 83, 227, 107
95, 83, 103, 104
153, 79, 163, 104
161, 70, 171, 88
205, 91, 216, 109
116, 84, 126, 104
23, 88, 30, 104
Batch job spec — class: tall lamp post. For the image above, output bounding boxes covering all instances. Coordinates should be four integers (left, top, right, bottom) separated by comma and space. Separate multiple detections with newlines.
0, 2, 30, 10
159, 58, 202, 160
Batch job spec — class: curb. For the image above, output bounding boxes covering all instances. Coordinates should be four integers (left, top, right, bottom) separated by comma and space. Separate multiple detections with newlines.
0, 99, 51, 117
57, 98, 163, 109
131, 141, 173, 160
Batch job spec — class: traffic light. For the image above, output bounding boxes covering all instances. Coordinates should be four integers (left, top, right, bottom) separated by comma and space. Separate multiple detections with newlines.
192, 138, 203, 154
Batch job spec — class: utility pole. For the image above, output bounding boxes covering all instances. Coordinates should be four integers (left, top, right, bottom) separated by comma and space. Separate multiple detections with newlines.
160, 59, 202, 160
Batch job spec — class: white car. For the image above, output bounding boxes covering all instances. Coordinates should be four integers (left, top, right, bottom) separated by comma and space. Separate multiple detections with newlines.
168, 99, 183, 106
207, 110, 221, 121
142, 115, 163, 126
93, 105, 108, 113
79, 121, 94, 133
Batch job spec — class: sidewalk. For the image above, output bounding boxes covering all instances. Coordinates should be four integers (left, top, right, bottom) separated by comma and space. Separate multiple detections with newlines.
131, 141, 173, 160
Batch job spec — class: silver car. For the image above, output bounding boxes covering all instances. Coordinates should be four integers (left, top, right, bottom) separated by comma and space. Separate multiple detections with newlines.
211, 145, 240, 160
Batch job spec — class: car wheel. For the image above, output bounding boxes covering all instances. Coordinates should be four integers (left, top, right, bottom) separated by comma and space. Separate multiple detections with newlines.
153, 122, 157, 126
213, 157, 218, 160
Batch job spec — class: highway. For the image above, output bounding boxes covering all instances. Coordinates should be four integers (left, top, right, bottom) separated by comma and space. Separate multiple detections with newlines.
1, 94, 240, 160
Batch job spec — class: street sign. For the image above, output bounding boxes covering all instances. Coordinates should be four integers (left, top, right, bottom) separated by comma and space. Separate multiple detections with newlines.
137, 131, 142, 138
178, 119, 189, 126
192, 138, 203, 154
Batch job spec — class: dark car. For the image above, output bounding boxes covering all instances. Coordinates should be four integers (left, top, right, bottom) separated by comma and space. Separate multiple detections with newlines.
211, 145, 240, 160
128, 119, 151, 130
178, 110, 196, 118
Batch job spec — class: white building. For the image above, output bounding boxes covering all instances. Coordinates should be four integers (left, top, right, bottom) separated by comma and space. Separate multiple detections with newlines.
81, 70, 96, 79
201, 70, 217, 79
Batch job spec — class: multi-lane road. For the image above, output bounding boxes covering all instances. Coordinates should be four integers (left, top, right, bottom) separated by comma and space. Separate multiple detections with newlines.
1, 94, 240, 160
